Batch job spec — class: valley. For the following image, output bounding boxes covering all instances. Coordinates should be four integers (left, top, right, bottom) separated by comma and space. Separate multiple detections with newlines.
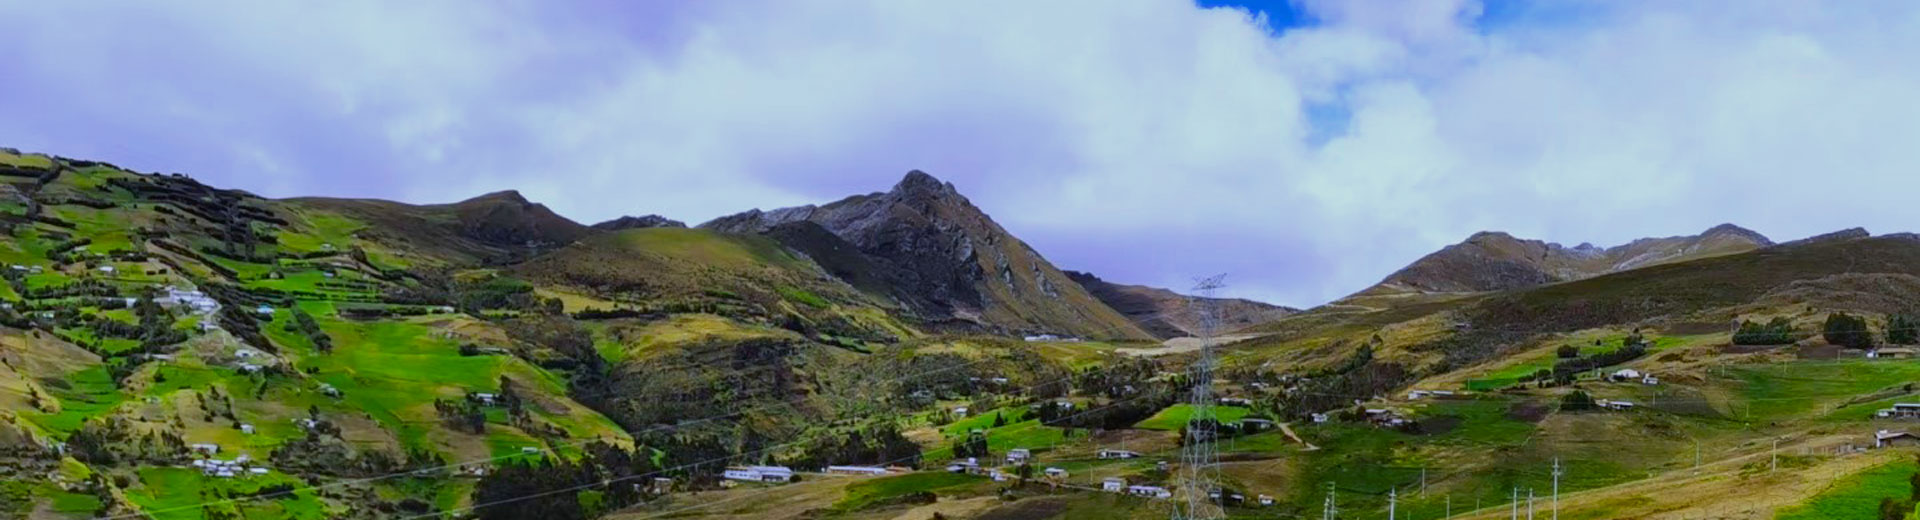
1, 146, 1918, 520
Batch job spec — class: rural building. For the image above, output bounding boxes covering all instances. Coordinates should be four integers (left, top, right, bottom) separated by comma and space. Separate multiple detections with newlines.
1103, 477, 1126, 492
1870, 347, 1919, 359
1218, 397, 1253, 406
1642, 375, 1659, 385
1127, 485, 1173, 499
1877, 430, 1920, 448
1237, 418, 1275, 432
825, 465, 890, 476
1610, 369, 1642, 382
1024, 334, 1060, 342
1311, 412, 1330, 423
255, 304, 274, 315
952, 406, 969, 417
945, 458, 980, 473
470, 392, 498, 406
1598, 399, 1636, 411
189, 443, 220, 454
1876, 403, 1920, 419
1258, 494, 1275, 506
722, 466, 794, 483
1006, 448, 1031, 464
1043, 467, 1067, 478
239, 424, 254, 435
1097, 449, 1140, 459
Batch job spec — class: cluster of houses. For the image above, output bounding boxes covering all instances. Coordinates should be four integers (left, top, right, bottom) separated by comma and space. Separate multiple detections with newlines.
158, 285, 220, 314
186, 444, 270, 478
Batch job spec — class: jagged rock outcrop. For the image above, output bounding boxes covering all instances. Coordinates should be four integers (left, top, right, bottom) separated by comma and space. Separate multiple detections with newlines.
704, 171, 1151, 340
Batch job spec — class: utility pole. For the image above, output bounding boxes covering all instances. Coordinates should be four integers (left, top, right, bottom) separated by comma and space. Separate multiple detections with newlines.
1174, 275, 1226, 520
1552, 458, 1561, 520
1421, 467, 1428, 495
1446, 494, 1452, 519
1694, 439, 1701, 475
1771, 438, 1779, 473
1322, 482, 1336, 520
1527, 488, 1535, 520
1389, 488, 1397, 520
1510, 488, 1519, 520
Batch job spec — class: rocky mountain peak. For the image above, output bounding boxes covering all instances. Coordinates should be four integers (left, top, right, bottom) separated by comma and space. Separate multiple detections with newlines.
1701, 223, 1773, 245
463, 189, 531, 206
893, 169, 952, 195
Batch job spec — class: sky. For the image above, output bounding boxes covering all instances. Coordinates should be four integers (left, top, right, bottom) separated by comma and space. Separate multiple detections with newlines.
3, 1, 1920, 308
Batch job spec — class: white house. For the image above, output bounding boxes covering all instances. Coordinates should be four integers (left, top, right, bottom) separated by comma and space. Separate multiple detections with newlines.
1006, 448, 1032, 465
1043, 467, 1067, 478
237, 363, 262, 373
471, 393, 498, 406
1023, 334, 1060, 342
1610, 369, 1643, 382
1102, 477, 1126, 492
239, 424, 255, 435
1642, 374, 1660, 385
520, 447, 541, 455
1097, 449, 1140, 459
1218, 397, 1253, 406
1258, 494, 1275, 506
723, 466, 794, 483
952, 406, 969, 417
189, 443, 220, 454
255, 305, 274, 315
235, 349, 260, 359
1310, 412, 1330, 423
97, 265, 115, 274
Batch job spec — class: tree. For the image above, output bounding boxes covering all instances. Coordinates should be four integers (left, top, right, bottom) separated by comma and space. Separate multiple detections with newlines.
1733, 317, 1798, 346
1824, 312, 1875, 350
1556, 345, 1580, 358
1888, 314, 1918, 345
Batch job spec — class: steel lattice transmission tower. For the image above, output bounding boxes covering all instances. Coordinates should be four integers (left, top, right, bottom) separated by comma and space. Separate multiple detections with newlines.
1174, 274, 1228, 520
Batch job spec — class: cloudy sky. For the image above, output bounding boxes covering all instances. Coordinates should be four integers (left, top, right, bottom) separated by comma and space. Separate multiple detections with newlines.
3, 1, 1918, 307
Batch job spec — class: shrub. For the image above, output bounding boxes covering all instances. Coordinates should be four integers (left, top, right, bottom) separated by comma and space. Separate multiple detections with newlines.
1824, 312, 1875, 350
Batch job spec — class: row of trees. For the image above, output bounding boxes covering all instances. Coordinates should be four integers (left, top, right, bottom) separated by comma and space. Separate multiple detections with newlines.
1729, 312, 1920, 349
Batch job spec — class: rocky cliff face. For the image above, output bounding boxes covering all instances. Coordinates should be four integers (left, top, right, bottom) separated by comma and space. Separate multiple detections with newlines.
1359, 224, 1774, 296
704, 171, 1152, 340
591, 214, 687, 230
1062, 271, 1298, 339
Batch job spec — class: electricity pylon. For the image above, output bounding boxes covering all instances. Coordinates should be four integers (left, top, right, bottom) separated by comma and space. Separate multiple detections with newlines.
1174, 274, 1227, 520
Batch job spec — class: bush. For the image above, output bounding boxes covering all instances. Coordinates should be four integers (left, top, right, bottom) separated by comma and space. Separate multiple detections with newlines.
1558, 390, 1596, 412
1733, 317, 1798, 345
1555, 345, 1580, 358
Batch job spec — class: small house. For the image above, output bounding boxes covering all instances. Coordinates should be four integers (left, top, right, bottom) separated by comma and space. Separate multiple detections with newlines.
1043, 467, 1067, 478
1237, 418, 1275, 432
1258, 494, 1275, 506
952, 406, 969, 417
471, 393, 498, 406
1097, 449, 1140, 459
239, 424, 255, 435
989, 377, 1010, 385
97, 265, 115, 274
946, 458, 979, 473
1610, 369, 1642, 382
1218, 397, 1253, 407
189, 443, 220, 454
1156, 460, 1170, 472
235, 349, 259, 359
990, 470, 1008, 481
255, 305, 274, 315
1310, 412, 1330, 423
237, 363, 262, 373
1642, 375, 1659, 386
1006, 448, 1032, 464
520, 447, 540, 455
249, 468, 269, 475
1103, 477, 1126, 492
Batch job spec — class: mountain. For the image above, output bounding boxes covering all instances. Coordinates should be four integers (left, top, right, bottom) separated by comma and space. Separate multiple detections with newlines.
591, 214, 686, 230
285, 189, 596, 266
702, 171, 1152, 340
1062, 271, 1297, 338
1356, 223, 1773, 297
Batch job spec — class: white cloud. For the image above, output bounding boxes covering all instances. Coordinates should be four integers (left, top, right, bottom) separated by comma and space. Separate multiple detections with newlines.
4, 0, 1920, 307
